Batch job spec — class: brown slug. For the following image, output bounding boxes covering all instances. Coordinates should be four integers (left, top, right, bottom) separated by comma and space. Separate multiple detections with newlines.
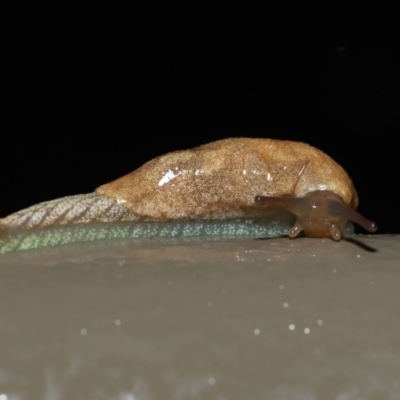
0, 138, 377, 253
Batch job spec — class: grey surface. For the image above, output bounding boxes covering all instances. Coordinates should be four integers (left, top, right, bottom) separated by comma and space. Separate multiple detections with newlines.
0, 235, 399, 399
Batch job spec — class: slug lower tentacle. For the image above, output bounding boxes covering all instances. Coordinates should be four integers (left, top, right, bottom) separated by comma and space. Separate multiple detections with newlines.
0, 137, 376, 254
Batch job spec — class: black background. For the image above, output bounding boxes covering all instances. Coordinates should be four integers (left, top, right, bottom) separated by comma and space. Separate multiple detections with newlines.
2, 7, 399, 233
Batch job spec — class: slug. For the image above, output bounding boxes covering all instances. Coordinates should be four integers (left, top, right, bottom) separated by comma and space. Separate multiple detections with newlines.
0, 138, 377, 254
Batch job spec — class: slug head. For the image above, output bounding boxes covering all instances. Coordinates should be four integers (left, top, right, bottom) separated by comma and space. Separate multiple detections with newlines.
255, 190, 377, 241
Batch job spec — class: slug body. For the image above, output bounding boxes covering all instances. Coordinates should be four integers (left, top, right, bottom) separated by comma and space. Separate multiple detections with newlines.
0, 138, 376, 254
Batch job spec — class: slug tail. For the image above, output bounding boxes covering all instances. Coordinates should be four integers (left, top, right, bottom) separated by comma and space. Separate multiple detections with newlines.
0, 193, 140, 230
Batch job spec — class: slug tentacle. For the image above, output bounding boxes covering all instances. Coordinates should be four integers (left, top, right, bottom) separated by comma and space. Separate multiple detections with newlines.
327, 199, 378, 233
255, 190, 377, 241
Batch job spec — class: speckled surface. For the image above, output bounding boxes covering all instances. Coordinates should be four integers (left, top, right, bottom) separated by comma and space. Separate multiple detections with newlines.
0, 235, 399, 399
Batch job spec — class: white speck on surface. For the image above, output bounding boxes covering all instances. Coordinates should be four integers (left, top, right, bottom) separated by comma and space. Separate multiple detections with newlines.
279, 285, 284, 290
289, 324, 295, 330
81, 328, 87, 335
317, 319, 323, 325
115, 319, 121, 326
0, 394, 8, 400
254, 328, 261, 335
167, 280, 172, 285
304, 328, 310, 334
208, 377, 216, 385
283, 302, 289, 308
357, 254, 361, 258
333, 269, 337, 273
